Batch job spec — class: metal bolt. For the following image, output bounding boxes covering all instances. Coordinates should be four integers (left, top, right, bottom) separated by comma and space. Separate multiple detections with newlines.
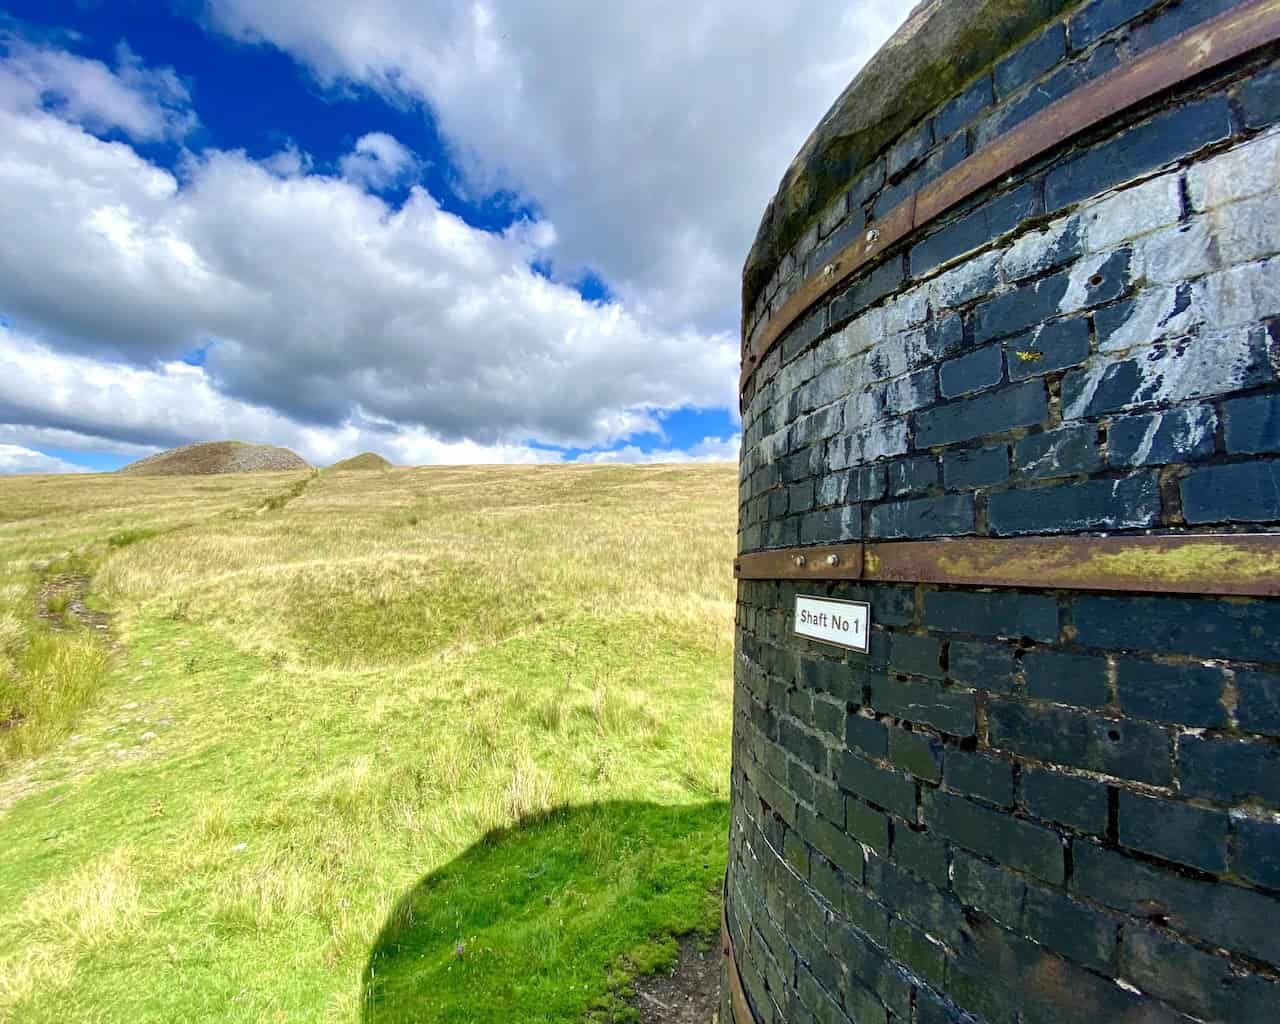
822, 263, 835, 277
866, 229, 881, 245
827, 554, 840, 567
795, 555, 807, 567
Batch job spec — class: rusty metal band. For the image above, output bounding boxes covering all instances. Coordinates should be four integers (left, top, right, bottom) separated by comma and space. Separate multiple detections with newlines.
734, 534, 1280, 597
721, 893, 760, 1024
739, 0, 1280, 399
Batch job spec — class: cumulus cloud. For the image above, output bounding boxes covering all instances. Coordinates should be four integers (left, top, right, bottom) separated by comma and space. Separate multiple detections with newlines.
204, 1, 905, 330
0, 443, 92, 475
0, 33, 195, 141
573, 435, 740, 465
0, 73, 736, 450
339, 131, 421, 191
0, 325, 726, 467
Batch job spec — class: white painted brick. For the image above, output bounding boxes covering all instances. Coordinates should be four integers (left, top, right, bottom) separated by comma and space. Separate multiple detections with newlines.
834, 305, 884, 360
1001, 216, 1077, 282
1195, 259, 1280, 329
1097, 286, 1197, 354
1133, 220, 1219, 286
1186, 127, 1280, 211
928, 250, 1001, 312
1080, 173, 1182, 253
1208, 195, 1280, 267
883, 284, 930, 335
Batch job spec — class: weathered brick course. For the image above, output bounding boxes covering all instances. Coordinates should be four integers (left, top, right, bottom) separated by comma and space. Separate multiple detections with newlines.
731, 18, 1280, 1023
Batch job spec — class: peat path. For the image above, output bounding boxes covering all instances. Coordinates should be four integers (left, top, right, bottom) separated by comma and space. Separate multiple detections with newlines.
627, 936, 721, 1023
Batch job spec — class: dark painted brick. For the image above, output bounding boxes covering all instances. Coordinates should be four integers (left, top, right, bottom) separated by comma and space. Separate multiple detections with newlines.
1237, 670, 1280, 738
828, 257, 908, 328
1123, 925, 1280, 1023
948, 640, 1016, 692
889, 918, 946, 987
1005, 317, 1091, 381
889, 633, 944, 680
944, 749, 1014, 806
865, 856, 966, 947
888, 728, 943, 783
1013, 425, 1102, 480
780, 716, 827, 773
1023, 649, 1109, 707
847, 157, 887, 212
871, 677, 975, 736
788, 480, 815, 514
1224, 392, 1280, 454
781, 307, 829, 364
837, 751, 916, 820
892, 824, 947, 886
1020, 766, 1107, 833
887, 455, 938, 497
940, 344, 1004, 398
886, 119, 934, 179
910, 183, 1041, 275
1239, 63, 1280, 131
847, 797, 890, 855
988, 473, 1161, 536
846, 464, 887, 503
1115, 658, 1227, 727
1066, 329, 1275, 419
943, 445, 1009, 490
797, 805, 863, 880
995, 23, 1067, 98
1074, 841, 1280, 963
800, 506, 862, 545
1182, 462, 1280, 525
1178, 735, 1280, 807
923, 590, 1058, 642
951, 850, 1026, 923
1109, 406, 1218, 467
916, 989, 966, 1024
1119, 790, 1228, 872
935, 74, 993, 139
1235, 816, 1280, 890
1074, 593, 1280, 662
1046, 93, 1233, 211
914, 381, 1048, 447
784, 826, 810, 876
1130, 0, 1242, 53
972, 273, 1070, 344
868, 494, 975, 540
987, 699, 1172, 785
923, 789, 1063, 883
1069, 0, 1155, 50
1022, 884, 1116, 971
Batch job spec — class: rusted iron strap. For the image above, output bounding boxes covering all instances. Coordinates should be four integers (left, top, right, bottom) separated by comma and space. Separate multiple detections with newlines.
739, 0, 1280, 399
721, 894, 759, 1024
735, 542, 865, 580
733, 534, 1280, 597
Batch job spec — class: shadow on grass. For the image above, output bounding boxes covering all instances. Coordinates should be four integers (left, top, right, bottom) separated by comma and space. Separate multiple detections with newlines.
361, 799, 728, 1024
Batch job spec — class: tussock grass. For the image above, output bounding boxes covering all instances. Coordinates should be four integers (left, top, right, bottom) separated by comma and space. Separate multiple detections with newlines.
0, 464, 736, 1023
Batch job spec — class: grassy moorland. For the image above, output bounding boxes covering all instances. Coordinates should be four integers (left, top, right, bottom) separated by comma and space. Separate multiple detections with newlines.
0, 464, 737, 1023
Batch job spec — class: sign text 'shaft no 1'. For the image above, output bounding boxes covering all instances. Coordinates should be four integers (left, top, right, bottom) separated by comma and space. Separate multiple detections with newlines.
793, 595, 870, 653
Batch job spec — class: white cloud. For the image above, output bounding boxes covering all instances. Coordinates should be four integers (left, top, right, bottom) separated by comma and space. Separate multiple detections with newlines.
204, 1, 906, 331
339, 131, 420, 191
574, 435, 739, 465
0, 34, 194, 141
0, 80, 736, 451
0, 443, 92, 475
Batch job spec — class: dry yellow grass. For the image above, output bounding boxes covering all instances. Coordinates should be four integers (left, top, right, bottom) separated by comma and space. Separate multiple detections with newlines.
0, 463, 737, 1023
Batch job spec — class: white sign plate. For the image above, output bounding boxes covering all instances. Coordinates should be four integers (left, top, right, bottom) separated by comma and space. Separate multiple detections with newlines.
794, 595, 871, 653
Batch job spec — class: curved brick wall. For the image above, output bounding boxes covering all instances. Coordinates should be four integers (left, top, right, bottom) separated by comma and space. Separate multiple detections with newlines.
724, 2, 1280, 1022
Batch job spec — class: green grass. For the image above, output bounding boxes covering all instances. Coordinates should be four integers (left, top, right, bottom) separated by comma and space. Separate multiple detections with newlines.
0, 464, 736, 1022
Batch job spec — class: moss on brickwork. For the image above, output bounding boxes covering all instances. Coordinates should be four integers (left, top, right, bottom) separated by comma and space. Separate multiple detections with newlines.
743, 0, 1073, 320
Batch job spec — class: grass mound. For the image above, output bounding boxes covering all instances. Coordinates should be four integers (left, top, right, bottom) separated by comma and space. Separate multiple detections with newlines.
0, 464, 736, 1023
329, 452, 393, 472
120, 441, 310, 476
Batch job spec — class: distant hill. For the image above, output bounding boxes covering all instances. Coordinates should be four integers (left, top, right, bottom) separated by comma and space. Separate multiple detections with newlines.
120, 441, 311, 476
327, 452, 393, 472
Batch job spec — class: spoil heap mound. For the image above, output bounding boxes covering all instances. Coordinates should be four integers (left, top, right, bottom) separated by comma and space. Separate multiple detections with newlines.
120, 441, 310, 476
328, 452, 393, 472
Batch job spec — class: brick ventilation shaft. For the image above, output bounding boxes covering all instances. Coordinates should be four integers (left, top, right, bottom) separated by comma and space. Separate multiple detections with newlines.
722, 1, 1280, 1021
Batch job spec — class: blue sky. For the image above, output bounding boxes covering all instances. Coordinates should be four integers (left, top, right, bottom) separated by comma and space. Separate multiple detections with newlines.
0, 1, 901, 474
